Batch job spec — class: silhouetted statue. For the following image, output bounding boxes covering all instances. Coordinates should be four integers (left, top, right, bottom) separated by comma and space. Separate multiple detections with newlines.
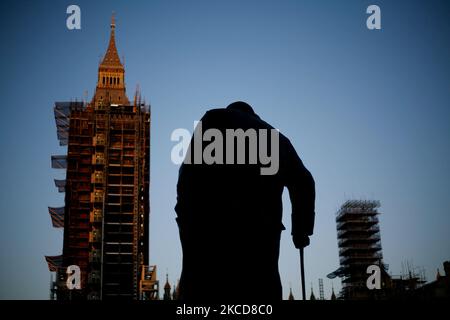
175, 101, 315, 301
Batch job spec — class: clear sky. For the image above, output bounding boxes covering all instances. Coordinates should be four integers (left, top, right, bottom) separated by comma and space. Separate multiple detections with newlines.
0, 0, 449, 300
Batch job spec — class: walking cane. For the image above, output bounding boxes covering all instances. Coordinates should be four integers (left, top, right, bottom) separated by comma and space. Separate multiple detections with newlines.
299, 247, 306, 300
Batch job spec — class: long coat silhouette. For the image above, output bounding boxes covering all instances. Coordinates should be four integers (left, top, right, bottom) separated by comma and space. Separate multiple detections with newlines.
175, 101, 315, 301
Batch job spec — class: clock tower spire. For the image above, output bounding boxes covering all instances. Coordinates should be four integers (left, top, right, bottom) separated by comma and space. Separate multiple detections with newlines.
92, 13, 130, 106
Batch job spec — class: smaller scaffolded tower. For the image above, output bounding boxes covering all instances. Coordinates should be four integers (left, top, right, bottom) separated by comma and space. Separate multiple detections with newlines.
336, 200, 383, 299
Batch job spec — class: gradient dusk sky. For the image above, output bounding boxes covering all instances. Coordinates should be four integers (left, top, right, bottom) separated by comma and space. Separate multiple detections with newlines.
0, 0, 449, 299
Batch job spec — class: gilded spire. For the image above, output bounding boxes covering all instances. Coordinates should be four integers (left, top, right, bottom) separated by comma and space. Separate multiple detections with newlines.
100, 12, 123, 68
92, 13, 130, 106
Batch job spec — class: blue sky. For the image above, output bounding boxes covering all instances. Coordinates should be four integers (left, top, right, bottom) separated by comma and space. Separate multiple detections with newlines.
0, 0, 449, 299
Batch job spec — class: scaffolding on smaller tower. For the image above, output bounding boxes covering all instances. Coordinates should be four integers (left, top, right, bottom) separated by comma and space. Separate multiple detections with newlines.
319, 278, 324, 300
336, 200, 383, 299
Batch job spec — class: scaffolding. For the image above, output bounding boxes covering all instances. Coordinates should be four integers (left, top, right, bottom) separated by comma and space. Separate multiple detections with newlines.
319, 278, 324, 300
54, 179, 66, 193
47, 101, 154, 300
54, 101, 84, 146
45, 16, 156, 300
45, 255, 63, 272
336, 200, 383, 299
139, 265, 159, 300
48, 207, 65, 228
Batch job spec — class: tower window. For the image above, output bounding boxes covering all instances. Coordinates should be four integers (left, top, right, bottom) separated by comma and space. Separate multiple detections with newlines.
109, 77, 112, 85
113, 77, 116, 85
102, 76, 105, 85
117, 78, 120, 85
